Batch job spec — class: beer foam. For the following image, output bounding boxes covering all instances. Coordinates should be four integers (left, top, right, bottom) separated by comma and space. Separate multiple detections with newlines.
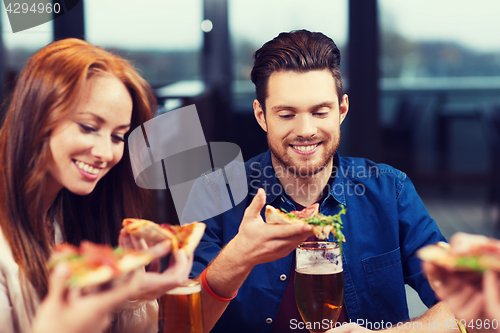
166, 282, 201, 295
296, 263, 343, 275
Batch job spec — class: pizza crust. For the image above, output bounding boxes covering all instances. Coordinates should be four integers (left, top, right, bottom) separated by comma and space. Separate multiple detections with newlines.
122, 219, 205, 255
50, 242, 153, 289
118, 252, 156, 272
74, 266, 115, 288
181, 223, 206, 255
418, 241, 500, 272
265, 205, 334, 240
417, 242, 459, 270
265, 206, 302, 225
123, 218, 179, 252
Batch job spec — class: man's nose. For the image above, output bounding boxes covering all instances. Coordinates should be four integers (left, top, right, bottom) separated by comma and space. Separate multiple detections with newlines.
295, 114, 317, 138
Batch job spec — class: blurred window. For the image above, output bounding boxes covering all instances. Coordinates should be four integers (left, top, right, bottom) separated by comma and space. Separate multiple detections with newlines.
85, 0, 203, 87
379, 0, 500, 80
1, 6, 52, 90
229, 0, 348, 110
378, 0, 500, 175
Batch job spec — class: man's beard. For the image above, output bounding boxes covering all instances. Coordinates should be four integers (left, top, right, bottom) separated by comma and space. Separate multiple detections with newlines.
268, 134, 339, 178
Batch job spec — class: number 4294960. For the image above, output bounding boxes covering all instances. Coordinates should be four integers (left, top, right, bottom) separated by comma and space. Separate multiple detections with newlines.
5, 3, 61, 14
445, 318, 499, 330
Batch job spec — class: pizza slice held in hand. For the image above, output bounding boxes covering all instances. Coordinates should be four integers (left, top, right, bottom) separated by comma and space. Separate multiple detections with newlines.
122, 219, 206, 255
418, 233, 500, 273
265, 203, 346, 244
49, 241, 153, 288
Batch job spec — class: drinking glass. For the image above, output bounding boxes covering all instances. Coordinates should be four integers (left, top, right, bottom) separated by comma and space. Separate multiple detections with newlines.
295, 241, 344, 333
158, 279, 203, 333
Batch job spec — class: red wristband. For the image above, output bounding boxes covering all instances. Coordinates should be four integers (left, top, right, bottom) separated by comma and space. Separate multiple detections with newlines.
200, 268, 238, 302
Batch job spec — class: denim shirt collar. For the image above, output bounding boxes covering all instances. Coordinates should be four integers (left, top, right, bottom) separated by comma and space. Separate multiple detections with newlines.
326, 151, 347, 206
255, 150, 347, 208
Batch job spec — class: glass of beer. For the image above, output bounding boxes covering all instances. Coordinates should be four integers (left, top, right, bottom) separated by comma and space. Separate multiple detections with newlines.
295, 241, 344, 333
158, 279, 203, 333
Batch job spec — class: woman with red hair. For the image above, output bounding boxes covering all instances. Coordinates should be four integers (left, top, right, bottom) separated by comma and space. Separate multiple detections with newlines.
0, 38, 191, 332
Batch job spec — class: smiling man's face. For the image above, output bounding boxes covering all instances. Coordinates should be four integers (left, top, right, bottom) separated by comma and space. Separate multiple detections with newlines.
254, 69, 349, 177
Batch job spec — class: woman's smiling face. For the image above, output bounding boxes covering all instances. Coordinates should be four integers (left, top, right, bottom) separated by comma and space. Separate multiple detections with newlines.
46, 74, 133, 197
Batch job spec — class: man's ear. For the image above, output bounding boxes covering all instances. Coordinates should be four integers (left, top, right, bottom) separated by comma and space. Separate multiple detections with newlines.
254, 99, 268, 132
340, 94, 349, 125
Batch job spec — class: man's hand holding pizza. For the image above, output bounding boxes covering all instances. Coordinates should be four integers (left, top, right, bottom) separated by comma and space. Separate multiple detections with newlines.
229, 188, 315, 267
199, 188, 315, 331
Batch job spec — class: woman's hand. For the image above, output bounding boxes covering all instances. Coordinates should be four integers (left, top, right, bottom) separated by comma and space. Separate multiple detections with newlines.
422, 231, 500, 333
483, 270, 500, 330
423, 261, 485, 321
118, 228, 193, 300
32, 263, 141, 333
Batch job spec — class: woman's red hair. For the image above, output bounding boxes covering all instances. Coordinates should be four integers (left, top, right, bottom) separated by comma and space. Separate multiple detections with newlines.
0, 38, 155, 300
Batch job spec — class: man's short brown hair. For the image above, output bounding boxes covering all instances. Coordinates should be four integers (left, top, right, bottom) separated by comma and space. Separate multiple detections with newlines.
250, 29, 344, 112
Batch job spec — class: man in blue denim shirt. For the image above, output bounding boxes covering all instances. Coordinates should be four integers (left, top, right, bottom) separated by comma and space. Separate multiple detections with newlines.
191, 30, 456, 333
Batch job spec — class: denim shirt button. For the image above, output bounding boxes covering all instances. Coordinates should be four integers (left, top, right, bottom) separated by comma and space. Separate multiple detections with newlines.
266, 318, 273, 324
280, 274, 287, 281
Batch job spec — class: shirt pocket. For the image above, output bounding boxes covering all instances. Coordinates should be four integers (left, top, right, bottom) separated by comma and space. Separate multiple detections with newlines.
361, 247, 408, 323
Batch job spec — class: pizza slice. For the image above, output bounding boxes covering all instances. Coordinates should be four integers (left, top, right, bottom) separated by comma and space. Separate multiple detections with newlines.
49, 241, 153, 288
265, 203, 346, 245
122, 219, 206, 255
418, 233, 500, 273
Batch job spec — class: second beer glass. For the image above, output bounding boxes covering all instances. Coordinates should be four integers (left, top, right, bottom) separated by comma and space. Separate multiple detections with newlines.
158, 280, 203, 333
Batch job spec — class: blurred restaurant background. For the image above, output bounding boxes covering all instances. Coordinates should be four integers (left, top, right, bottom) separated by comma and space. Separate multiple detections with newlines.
2, 0, 500, 318
1, 1, 500, 253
